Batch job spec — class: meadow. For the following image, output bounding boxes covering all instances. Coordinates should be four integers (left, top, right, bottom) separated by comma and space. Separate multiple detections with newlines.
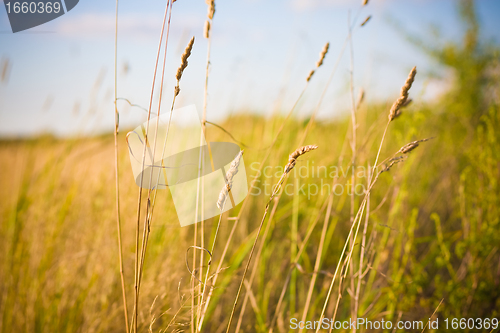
1, 1, 500, 332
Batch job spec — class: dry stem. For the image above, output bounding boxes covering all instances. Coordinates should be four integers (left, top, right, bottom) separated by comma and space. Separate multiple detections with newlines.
113, 0, 129, 331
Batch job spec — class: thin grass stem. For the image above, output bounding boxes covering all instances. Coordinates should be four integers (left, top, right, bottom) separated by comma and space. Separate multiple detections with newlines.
113, 1, 129, 331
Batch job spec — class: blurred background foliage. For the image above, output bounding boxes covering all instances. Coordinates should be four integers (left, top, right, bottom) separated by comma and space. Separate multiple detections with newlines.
0, 0, 499, 332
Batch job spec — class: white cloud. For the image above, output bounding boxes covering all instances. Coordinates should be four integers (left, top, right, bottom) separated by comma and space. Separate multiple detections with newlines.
290, 0, 416, 12
56, 13, 201, 41
291, 0, 354, 11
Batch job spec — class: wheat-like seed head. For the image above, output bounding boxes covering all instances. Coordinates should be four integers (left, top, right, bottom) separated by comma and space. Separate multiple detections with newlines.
362, 0, 369, 5
206, 0, 215, 20
306, 70, 315, 82
217, 150, 244, 210
382, 156, 406, 172
285, 145, 318, 173
306, 42, 329, 82
175, 37, 195, 82
360, 15, 371, 27
316, 42, 329, 68
397, 137, 433, 154
398, 142, 419, 154
389, 66, 417, 121
204, 20, 210, 39
402, 98, 413, 108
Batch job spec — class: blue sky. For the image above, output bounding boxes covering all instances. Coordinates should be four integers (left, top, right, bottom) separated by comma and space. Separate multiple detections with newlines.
0, 0, 499, 137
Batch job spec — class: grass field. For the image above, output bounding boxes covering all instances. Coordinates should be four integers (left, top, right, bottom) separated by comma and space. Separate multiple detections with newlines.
1, 1, 500, 332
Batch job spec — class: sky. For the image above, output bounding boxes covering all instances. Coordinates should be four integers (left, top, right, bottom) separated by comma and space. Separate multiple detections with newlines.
0, 0, 499, 137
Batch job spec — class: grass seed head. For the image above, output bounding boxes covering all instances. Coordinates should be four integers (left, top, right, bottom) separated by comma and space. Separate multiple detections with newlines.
217, 150, 244, 210
316, 42, 329, 68
204, 20, 210, 39
382, 156, 406, 172
398, 141, 419, 154
306, 69, 315, 82
389, 66, 417, 121
397, 137, 433, 154
206, 0, 215, 20
285, 145, 318, 173
362, 0, 369, 5
175, 37, 195, 82
360, 15, 371, 27
402, 98, 413, 108
307, 42, 329, 81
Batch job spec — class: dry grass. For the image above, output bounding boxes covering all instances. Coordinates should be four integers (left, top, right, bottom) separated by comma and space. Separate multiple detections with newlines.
1, 1, 499, 333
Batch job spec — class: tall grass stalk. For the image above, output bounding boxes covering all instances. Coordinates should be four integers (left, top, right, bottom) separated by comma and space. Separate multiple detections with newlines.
298, 191, 334, 332
198, 149, 243, 332
347, 12, 358, 322
137, 0, 176, 292
196, 1, 216, 328
268, 185, 332, 333
234, 198, 279, 333
315, 66, 418, 329
131, 2, 171, 331
298, 62, 362, 332
143, 34, 194, 333
350, 67, 417, 327
208, 41, 333, 331
268, 34, 353, 333
353, 169, 370, 326
225, 146, 318, 333
113, 0, 129, 332
315, 166, 386, 333
268, 167, 349, 333
290, 176, 299, 317
196, 68, 313, 333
